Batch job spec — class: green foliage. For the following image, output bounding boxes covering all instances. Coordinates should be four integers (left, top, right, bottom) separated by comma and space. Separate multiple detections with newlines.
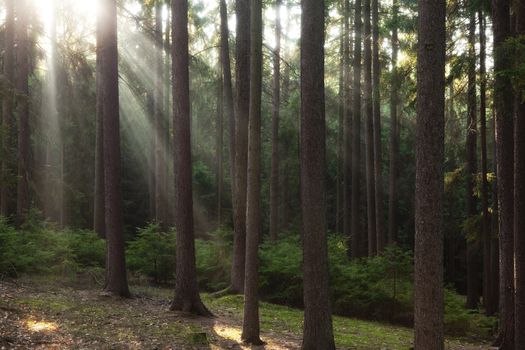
126, 223, 177, 284
195, 228, 232, 291
0, 214, 105, 278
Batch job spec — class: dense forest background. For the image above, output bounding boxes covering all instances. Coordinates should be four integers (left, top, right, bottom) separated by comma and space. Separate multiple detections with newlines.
0, 0, 524, 348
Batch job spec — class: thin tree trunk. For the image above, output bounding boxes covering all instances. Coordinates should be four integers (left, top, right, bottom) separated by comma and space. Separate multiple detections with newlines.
155, 0, 169, 230
351, 0, 364, 258
241, 0, 263, 343
15, 0, 30, 226
1, 0, 15, 217
231, 0, 250, 294
492, 0, 515, 347
514, 1, 525, 347
388, 0, 399, 245
491, 108, 500, 316
465, 10, 480, 310
269, 0, 281, 241
94, 10, 105, 236
99, 0, 130, 297
217, 62, 224, 227
343, 0, 353, 243
219, 0, 235, 230
170, 0, 212, 316
336, 12, 344, 234
372, 0, 384, 253
364, 0, 376, 256
413, 0, 446, 347
300, 0, 336, 348
479, 9, 494, 316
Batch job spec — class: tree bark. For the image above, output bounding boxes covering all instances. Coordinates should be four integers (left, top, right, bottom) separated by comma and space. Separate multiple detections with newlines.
300, 0, 336, 348
219, 0, 235, 230
15, 0, 30, 226
351, 0, 364, 258
98, 0, 130, 297
492, 0, 515, 347
478, 9, 494, 316
343, 0, 353, 243
231, 0, 250, 294
364, 0, 377, 256
94, 7, 106, 237
372, 0, 384, 253
514, 1, 525, 347
170, 0, 212, 316
413, 0, 446, 348
217, 61, 224, 227
388, 0, 399, 245
241, 0, 263, 344
465, 10, 480, 310
154, 0, 169, 230
269, 0, 282, 241
1, 0, 15, 217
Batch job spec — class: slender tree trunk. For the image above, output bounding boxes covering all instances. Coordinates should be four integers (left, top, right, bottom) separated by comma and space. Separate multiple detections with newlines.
336, 12, 344, 234
364, 0, 376, 256
219, 0, 235, 230
164, 1, 173, 226
514, 1, 525, 347
1, 0, 15, 217
491, 108, 500, 315
170, 0, 212, 316
388, 0, 399, 245
300, 0, 335, 348
98, 0, 130, 297
351, 0, 364, 258
217, 63, 224, 227
479, 9, 494, 316
269, 0, 282, 241
343, 0, 353, 243
465, 10, 480, 310
413, 0, 446, 347
372, 0, 383, 253
155, 0, 169, 230
241, 0, 263, 343
15, 0, 30, 226
231, 0, 250, 294
492, 0, 515, 347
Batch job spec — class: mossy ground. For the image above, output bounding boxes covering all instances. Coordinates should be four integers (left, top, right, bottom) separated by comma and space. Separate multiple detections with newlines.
0, 277, 494, 349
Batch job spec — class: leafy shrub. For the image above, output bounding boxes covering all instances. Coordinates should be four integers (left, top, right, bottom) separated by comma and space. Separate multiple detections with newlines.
126, 223, 176, 284
195, 228, 232, 291
0, 214, 105, 278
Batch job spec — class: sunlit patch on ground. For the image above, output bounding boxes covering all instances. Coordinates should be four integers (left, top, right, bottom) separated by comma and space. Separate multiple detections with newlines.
25, 319, 59, 333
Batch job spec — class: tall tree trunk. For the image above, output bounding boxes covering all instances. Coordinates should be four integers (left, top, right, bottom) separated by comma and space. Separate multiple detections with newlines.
492, 0, 515, 347
413, 0, 446, 348
479, 9, 494, 316
300, 0, 336, 348
388, 0, 399, 245
336, 10, 344, 234
351, 0, 364, 258
165, 0, 173, 226
98, 0, 130, 297
219, 0, 235, 230
155, 0, 169, 230
231, 0, 250, 294
364, 0, 376, 256
514, 1, 525, 347
94, 0, 105, 237
15, 0, 30, 226
170, 0, 212, 316
241, 0, 263, 344
217, 63, 224, 226
1, 0, 15, 217
343, 0, 353, 243
269, 0, 282, 241
372, 0, 384, 253
465, 10, 480, 310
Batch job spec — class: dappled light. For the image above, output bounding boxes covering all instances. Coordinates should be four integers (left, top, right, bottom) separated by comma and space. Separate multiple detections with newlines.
25, 320, 59, 333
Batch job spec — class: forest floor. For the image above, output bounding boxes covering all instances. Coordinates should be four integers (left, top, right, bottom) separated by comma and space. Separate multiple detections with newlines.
0, 277, 496, 350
